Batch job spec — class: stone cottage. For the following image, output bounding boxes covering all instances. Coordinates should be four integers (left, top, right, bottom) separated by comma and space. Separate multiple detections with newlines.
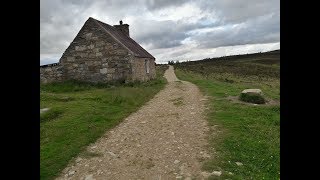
40, 17, 156, 83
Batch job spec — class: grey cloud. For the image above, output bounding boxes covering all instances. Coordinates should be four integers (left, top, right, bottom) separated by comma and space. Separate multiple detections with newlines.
143, 0, 189, 10
192, 12, 279, 49
40, 0, 279, 64
131, 19, 215, 49
198, 0, 279, 24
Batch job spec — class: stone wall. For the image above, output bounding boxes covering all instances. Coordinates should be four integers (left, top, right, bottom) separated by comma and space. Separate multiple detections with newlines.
40, 63, 64, 83
59, 18, 132, 83
40, 18, 156, 84
131, 57, 156, 81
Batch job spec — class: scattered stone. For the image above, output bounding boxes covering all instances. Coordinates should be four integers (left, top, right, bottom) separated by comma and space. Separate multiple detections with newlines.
228, 172, 234, 175
84, 174, 95, 180
212, 171, 222, 176
235, 162, 243, 166
91, 146, 97, 149
75, 157, 82, 163
174, 160, 180, 164
68, 170, 75, 176
40, 108, 50, 114
185, 177, 192, 180
141, 121, 147, 124
108, 151, 119, 158
97, 169, 102, 175
201, 171, 222, 178
200, 152, 211, 159
201, 172, 212, 178
176, 175, 183, 179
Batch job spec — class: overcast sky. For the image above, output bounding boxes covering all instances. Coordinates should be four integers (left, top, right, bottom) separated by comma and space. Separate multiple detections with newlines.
40, 0, 279, 65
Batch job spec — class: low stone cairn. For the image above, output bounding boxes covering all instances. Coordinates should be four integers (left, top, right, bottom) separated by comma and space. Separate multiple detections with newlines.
239, 89, 266, 104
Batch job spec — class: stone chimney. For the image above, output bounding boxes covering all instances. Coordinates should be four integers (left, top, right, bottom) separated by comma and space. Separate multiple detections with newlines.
114, 20, 129, 37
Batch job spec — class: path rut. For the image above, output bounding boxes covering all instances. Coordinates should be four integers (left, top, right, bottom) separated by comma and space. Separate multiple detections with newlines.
56, 65, 210, 180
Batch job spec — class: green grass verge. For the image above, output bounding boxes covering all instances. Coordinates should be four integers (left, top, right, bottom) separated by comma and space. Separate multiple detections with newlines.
174, 54, 279, 179
40, 66, 167, 180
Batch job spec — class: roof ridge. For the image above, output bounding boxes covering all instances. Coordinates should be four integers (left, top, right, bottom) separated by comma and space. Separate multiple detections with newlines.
90, 17, 155, 59
91, 18, 136, 56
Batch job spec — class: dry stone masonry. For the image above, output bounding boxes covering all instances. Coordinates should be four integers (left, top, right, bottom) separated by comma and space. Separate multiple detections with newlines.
40, 17, 156, 83
40, 63, 64, 83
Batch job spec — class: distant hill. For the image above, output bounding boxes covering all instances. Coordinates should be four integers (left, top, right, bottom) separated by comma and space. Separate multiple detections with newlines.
174, 49, 280, 78
189, 49, 280, 63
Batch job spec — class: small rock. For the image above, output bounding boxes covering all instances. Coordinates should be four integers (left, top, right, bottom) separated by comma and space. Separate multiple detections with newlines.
212, 171, 222, 176
176, 175, 183, 179
201, 172, 211, 178
91, 146, 97, 149
200, 152, 211, 159
84, 174, 95, 180
68, 170, 75, 176
141, 121, 147, 124
108, 151, 119, 158
40, 108, 50, 114
235, 162, 243, 166
228, 172, 234, 175
171, 132, 175, 135
98, 159, 102, 162
174, 160, 180, 164
185, 177, 192, 180
75, 157, 82, 163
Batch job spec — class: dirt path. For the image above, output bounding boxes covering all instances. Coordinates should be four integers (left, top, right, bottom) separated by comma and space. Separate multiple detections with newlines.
57, 65, 210, 180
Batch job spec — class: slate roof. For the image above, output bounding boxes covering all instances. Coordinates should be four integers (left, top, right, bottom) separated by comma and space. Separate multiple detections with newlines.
91, 17, 155, 59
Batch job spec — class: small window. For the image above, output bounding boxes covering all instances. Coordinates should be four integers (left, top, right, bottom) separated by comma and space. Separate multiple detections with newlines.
145, 60, 150, 74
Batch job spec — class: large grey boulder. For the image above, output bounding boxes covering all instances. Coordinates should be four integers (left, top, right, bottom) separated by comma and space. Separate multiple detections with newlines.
239, 89, 265, 104
241, 89, 262, 95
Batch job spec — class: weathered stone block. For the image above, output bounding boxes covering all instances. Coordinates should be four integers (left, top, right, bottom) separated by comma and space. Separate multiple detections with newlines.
108, 68, 115, 73
96, 41, 105, 47
75, 45, 87, 51
100, 68, 108, 74
84, 33, 92, 40
67, 57, 75, 62
88, 44, 95, 49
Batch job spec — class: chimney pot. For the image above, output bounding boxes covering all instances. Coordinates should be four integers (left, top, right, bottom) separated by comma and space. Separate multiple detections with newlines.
120, 20, 123, 25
